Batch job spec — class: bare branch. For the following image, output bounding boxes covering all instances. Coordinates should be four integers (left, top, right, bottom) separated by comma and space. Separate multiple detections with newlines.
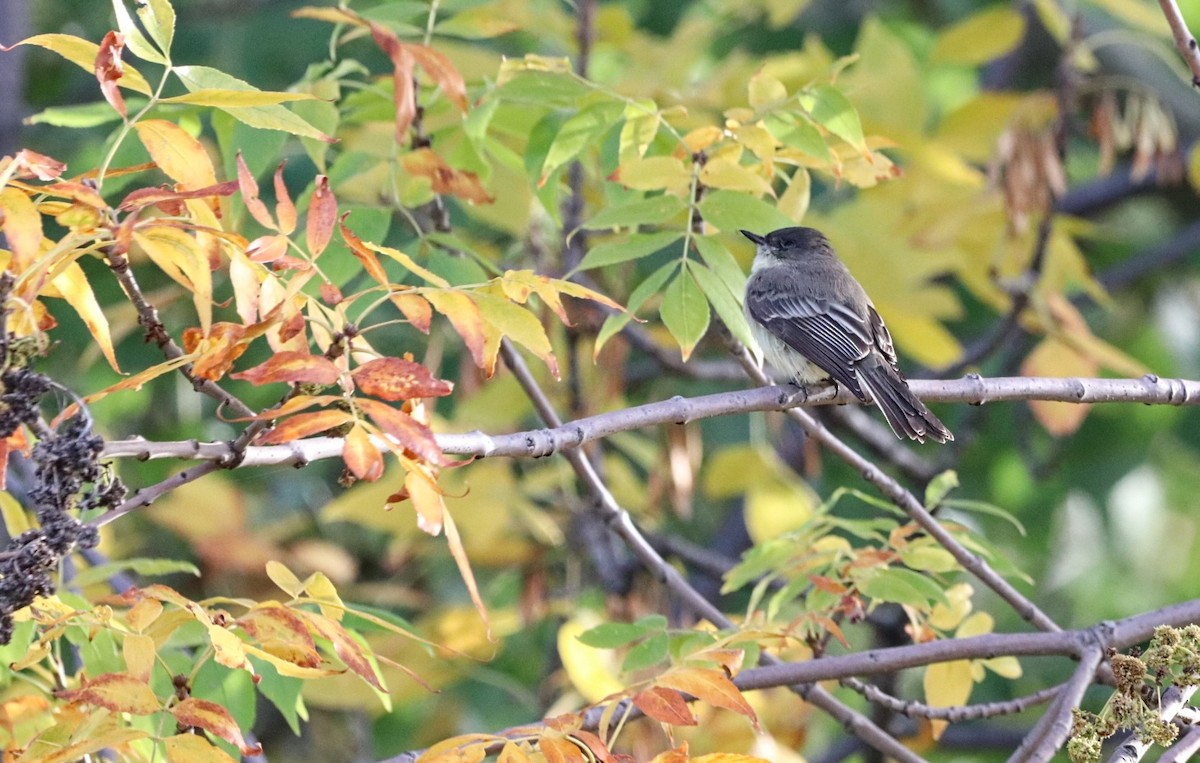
100, 375, 1200, 466
1010, 645, 1105, 762
1157, 0, 1200, 87
841, 677, 1059, 722
1160, 725, 1200, 763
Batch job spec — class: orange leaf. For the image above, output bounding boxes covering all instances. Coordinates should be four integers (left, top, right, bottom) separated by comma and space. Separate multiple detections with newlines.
123, 633, 155, 683
12, 149, 66, 180
231, 350, 340, 386
357, 399, 443, 464
259, 409, 354, 444
391, 292, 433, 333
170, 698, 261, 756
352, 357, 453, 400
402, 148, 493, 204
94, 31, 127, 117
236, 151, 275, 229
57, 672, 159, 715
571, 731, 612, 763
540, 737, 585, 763
51, 261, 120, 372
633, 687, 697, 726
296, 609, 385, 690
425, 291, 487, 370
44, 180, 106, 209
368, 22, 417, 140
408, 44, 468, 112
245, 233, 290, 263
339, 215, 391, 285
133, 119, 218, 192
658, 668, 758, 728
647, 743, 690, 763
1021, 337, 1096, 436
183, 322, 250, 381
307, 175, 337, 257
442, 507, 492, 640
343, 423, 384, 481
238, 393, 342, 422
237, 603, 321, 668
273, 162, 297, 235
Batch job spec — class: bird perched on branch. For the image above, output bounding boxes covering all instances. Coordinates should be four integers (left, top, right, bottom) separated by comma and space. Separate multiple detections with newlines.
741, 227, 953, 444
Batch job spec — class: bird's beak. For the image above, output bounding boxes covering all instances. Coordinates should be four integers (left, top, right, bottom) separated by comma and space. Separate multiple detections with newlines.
740, 230, 767, 246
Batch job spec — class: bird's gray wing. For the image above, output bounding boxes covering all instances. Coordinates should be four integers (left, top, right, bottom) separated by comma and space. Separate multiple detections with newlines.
745, 284, 872, 399
867, 305, 905, 379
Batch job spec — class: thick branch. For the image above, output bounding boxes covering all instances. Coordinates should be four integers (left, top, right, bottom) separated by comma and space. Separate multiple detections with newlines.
100, 375, 1200, 466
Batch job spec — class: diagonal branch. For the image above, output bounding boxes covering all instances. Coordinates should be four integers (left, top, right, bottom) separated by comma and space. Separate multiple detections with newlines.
1157, 0, 1200, 86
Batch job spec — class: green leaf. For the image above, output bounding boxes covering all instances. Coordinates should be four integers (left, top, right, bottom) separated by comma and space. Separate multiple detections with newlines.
804, 85, 867, 153
463, 95, 500, 153
660, 267, 711, 360
26, 100, 138, 128
540, 102, 623, 183
173, 66, 333, 142
622, 631, 670, 672
693, 235, 748, 292
73, 558, 200, 589
111, 0, 167, 64
496, 71, 591, 106
137, 0, 176, 57
899, 545, 960, 574
856, 568, 948, 608
248, 656, 305, 735
931, 6, 1026, 65
595, 260, 677, 354
942, 499, 1028, 536
775, 117, 833, 162
578, 615, 665, 649
697, 189, 795, 235
689, 261, 756, 353
924, 470, 960, 508
582, 195, 685, 230
576, 231, 682, 272
619, 98, 660, 160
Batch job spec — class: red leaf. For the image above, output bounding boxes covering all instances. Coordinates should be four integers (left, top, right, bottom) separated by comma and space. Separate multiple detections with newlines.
171, 698, 261, 756
343, 424, 384, 481
118, 180, 239, 212
633, 687, 698, 726
95, 31, 127, 117
230, 351, 340, 386
273, 162, 297, 235
236, 604, 321, 668
339, 214, 391, 285
407, 44, 468, 113
357, 399, 443, 464
307, 175, 337, 257
352, 357, 453, 400
320, 282, 344, 305
12, 149, 66, 180
236, 152, 274, 229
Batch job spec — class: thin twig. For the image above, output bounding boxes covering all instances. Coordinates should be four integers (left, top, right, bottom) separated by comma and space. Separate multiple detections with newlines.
1010, 645, 1106, 763
841, 677, 1060, 722
1157, 0, 1200, 86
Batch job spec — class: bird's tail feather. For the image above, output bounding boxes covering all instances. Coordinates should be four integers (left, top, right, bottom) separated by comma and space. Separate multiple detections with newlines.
856, 362, 953, 444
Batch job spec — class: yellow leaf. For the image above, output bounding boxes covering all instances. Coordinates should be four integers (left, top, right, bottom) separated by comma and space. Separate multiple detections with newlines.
442, 508, 492, 642
9, 34, 152, 94
619, 100, 659, 161
49, 261, 120, 372
0, 491, 30, 536
778, 168, 810, 221
614, 156, 692, 193
133, 226, 213, 333
699, 157, 773, 195
744, 481, 818, 544
158, 88, 318, 107
473, 291, 558, 378
931, 6, 1025, 65
748, 69, 787, 109
367, 243, 449, 286
133, 119, 218, 191
1021, 338, 1095, 436
955, 611, 994, 638
123, 633, 155, 683
164, 733, 238, 763
426, 290, 488, 372
0, 187, 43, 275
928, 583, 974, 631
557, 613, 625, 703
924, 659, 974, 739
1189, 144, 1200, 196
982, 655, 1023, 679
266, 560, 304, 597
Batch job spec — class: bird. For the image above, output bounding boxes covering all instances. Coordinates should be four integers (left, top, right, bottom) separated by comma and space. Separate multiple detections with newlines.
741, 227, 953, 444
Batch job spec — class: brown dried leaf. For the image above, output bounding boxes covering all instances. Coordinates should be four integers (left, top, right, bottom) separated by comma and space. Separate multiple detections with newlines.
352, 357, 453, 400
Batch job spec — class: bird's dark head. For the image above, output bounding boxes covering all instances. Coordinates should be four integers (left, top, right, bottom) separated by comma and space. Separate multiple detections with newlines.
740, 227, 833, 261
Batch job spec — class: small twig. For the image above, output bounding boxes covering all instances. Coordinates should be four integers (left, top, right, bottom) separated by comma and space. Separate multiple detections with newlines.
1157, 0, 1200, 87
88, 460, 223, 528
1010, 645, 1106, 763
841, 677, 1060, 722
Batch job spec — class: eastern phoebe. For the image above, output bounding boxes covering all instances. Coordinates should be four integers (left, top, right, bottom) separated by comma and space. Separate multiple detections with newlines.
741, 227, 953, 444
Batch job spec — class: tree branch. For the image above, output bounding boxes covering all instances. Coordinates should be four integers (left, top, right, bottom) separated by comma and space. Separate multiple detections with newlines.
1157, 0, 1200, 86
99, 375, 1200, 466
